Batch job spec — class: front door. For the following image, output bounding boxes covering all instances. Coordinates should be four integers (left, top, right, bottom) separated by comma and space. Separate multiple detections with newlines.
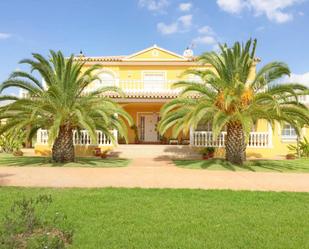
140, 113, 159, 142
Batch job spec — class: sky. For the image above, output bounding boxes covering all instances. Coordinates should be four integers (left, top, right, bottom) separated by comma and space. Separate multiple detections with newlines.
0, 0, 309, 95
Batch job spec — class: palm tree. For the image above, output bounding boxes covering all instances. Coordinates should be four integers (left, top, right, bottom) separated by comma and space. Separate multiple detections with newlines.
158, 39, 309, 165
0, 51, 133, 163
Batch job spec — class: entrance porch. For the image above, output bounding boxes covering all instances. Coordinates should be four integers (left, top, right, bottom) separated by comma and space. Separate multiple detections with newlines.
121, 102, 189, 144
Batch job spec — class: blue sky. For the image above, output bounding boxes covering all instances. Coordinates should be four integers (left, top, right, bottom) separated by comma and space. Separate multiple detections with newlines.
0, 0, 309, 92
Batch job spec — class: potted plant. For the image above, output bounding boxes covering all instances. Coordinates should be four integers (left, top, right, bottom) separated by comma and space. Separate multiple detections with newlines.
286, 153, 296, 160
94, 147, 101, 157
200, 147, 215, 160
160, 135, 168, 144
131, 125, 140, 144
100, 150, 110, 159
207, 147, 215, 158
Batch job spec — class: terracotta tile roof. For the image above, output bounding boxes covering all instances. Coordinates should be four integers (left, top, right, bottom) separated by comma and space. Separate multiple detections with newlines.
73, 55, 125, 62
101, 90, 180, 99
95, 90, 202, 100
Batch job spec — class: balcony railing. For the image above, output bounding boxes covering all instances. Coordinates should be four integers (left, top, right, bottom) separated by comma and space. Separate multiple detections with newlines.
191, 131, 271, 148
36, 129, 118, 146
119, 80, 178, 91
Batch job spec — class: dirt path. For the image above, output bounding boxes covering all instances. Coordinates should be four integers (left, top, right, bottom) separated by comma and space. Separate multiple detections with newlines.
1, 158, 309, 192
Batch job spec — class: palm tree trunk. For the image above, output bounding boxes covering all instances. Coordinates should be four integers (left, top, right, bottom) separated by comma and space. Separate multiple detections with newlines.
225, 121, 246, 165
52, 125, 75, 163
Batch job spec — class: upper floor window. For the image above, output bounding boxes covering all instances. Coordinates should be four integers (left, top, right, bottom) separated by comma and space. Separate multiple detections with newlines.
94, 72, 115, 89
281, 124, 297, 140
188, 74, 203, 83
143, 71, 166, 90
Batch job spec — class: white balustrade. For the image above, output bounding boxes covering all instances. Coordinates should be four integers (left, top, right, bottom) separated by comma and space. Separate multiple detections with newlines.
191, 131, 271, 148
36, 129, 118, 146
119, 80, 178, 91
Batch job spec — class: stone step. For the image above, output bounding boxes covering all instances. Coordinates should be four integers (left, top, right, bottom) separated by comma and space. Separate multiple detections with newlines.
110, 145, 201, 159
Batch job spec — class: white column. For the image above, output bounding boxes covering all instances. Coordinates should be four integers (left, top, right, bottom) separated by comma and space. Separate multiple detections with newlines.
36, 129, 42, 145
189, 127, 194, 146
113, 129, 118, 145
268, 122, 273, 148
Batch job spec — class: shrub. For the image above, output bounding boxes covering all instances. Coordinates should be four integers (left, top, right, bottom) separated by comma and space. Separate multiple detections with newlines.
199, 147, 215, 155
288, 137, 309, 158
0, 195, 73, 249
0, 130, 25, 153
12, 150, 24, 157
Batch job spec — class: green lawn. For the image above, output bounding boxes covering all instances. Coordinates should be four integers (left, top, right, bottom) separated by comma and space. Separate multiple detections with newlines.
174, 158, 309, 172
0, 188, 308, 249
0, 153, 130, 167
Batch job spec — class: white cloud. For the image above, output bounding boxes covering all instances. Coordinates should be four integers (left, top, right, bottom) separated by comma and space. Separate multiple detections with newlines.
157, 22, 178, 34
179, 2, 192, 11
193, 25, 218, 48
282, 72, 309, 87
217, 0, 245, 14
216, 0, 302, 23
178, 14, 192, 28
192, 35, 217, 45
0, 32, 11, 40
138, 0, 169, 12
198, 25, 215, 35
157, 14, 192, 34
256, 26, 265, 32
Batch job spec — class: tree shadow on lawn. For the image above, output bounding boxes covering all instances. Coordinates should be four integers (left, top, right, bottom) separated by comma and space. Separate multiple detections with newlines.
0, 155, 129, 167
176, 159, 309, 172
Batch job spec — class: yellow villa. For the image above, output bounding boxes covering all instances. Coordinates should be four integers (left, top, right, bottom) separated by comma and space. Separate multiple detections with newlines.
34, 45, 309, 158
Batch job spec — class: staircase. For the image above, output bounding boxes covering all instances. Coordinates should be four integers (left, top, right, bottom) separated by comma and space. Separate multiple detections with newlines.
110, 144, 201, 160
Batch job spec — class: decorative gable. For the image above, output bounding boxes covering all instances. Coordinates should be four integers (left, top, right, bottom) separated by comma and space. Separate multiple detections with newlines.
124, 45, 186, 61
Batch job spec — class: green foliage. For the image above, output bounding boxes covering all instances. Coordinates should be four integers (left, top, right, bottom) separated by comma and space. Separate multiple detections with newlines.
0, 130, 25, 153
199, 147, 215, 155
131, 124, 139, 142
288, 137, 309, 157
1, 188, 309, 249
0, 195, 73, 249
0, 50, 133, 148
159, 39, 309, 139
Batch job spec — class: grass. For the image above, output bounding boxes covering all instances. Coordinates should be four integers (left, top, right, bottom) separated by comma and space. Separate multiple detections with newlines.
0, 187, 308, 249
0, 153, 130, 168
174, 158, 309, 172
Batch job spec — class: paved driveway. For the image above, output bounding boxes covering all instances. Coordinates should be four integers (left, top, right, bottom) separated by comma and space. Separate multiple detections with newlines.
1, 158, 309, 192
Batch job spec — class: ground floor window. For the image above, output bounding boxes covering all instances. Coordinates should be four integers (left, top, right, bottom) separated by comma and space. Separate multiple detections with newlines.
281, 124, 297, 140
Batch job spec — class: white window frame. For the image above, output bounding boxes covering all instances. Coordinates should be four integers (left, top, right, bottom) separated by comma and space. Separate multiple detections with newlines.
142, 71, 166, 90
281, 124, 297, 141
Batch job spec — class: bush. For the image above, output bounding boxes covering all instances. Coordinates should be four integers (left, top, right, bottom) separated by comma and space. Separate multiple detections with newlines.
0, 195, 73, 249
288, 137, 309, 158
0, 130, 25, 153
199, 147, 215, 155
13, 150, 24, 157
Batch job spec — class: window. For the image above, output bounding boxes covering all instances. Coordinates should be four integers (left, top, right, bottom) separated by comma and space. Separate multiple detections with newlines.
94, 72, 115, 89
143, 72, 165, 90
188, 74, 203, 83
281, 124, 297, 140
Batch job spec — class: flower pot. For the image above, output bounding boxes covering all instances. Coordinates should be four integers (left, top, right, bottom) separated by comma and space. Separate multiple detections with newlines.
208, 152, 214, 158
94, 148, 101, 157
286, 154, 296, 160
101, 153, 108, 159
203, 154, 209, 160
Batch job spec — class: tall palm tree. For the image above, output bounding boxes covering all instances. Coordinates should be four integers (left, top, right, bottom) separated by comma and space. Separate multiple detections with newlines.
158, 39, 309, 165
0, 51, 132, 163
